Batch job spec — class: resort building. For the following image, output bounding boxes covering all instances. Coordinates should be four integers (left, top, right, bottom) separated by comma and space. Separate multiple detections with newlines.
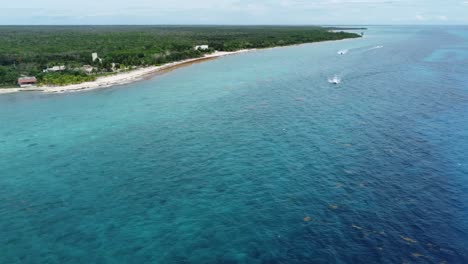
17, 77, 37, 87
92, 53, 103, 63
82, 65, 95, 74
194, 45, 209, 50
43, 65, 66, 73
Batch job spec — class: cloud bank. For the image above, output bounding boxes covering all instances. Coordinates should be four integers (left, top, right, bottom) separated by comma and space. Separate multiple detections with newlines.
1, 0, 467, 25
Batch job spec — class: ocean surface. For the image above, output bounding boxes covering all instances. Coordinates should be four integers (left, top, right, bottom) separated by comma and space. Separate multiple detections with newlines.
1, 26, 467, 263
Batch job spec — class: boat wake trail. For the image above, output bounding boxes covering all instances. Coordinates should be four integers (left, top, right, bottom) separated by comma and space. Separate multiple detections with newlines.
368, 45, 384, 51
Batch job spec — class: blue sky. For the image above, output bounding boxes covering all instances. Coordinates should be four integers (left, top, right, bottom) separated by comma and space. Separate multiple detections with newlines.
1, 0, 468, 25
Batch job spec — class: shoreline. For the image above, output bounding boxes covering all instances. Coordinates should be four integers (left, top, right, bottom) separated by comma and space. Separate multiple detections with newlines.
0, 50, 254, 95
0, 37, 360, 95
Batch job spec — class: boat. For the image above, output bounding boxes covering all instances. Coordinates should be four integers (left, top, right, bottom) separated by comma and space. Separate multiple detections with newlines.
337, 49, 348, 55
328, 75, 341, 85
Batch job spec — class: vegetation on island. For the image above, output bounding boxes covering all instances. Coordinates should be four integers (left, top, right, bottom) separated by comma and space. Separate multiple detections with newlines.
0, 26, 362, 88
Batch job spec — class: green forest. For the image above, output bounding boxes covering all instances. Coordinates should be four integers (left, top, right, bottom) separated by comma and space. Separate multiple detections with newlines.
0, 26, 362, 88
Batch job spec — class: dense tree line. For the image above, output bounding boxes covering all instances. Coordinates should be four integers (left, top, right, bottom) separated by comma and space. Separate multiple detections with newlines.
0, 26, 361, 87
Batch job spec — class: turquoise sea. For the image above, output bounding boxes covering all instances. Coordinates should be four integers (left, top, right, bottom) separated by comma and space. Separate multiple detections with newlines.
1, 26, 467, 263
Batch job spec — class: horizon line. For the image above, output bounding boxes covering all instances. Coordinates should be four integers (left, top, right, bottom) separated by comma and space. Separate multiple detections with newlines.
0, 24, 467, 27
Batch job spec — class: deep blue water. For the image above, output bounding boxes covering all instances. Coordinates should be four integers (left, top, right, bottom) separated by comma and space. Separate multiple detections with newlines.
1, 26, 467, 263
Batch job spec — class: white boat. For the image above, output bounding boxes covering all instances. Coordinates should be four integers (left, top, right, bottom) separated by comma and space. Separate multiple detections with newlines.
328, 75, 341, 85
337, 49, 348, 55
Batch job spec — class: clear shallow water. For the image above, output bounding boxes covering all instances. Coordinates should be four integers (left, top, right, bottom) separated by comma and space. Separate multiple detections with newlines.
1, 26, 467, 263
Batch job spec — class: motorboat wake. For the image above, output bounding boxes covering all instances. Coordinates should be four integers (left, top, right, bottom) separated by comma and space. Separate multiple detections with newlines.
337, 49, 349, 55
328, 75, 341, 85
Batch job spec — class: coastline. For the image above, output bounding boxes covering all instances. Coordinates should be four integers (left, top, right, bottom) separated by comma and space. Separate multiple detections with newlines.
0, 37, 360, 95
0, 50, 253, 95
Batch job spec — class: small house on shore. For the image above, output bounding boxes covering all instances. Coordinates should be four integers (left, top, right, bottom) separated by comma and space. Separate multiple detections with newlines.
194, 45, 209, 50
18, 77, 37, 87
81, 65, 94, 74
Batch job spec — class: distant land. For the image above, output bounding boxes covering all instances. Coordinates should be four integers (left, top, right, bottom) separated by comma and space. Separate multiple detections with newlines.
0, 26, 362, 89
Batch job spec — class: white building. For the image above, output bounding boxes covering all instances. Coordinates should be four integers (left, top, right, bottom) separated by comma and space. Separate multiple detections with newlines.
194, 45, 209, 50
110, 63, 119, 72
82, 65, 94, 74
43, 65, 66, 73
92, 52, 102, 62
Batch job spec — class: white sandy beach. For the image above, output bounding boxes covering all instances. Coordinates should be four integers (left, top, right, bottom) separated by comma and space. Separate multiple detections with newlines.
0, 50, 253, 95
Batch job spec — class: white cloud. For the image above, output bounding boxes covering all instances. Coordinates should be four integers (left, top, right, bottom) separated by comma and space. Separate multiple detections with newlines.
437, 15, 448, 21
415, 14, 426, 21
